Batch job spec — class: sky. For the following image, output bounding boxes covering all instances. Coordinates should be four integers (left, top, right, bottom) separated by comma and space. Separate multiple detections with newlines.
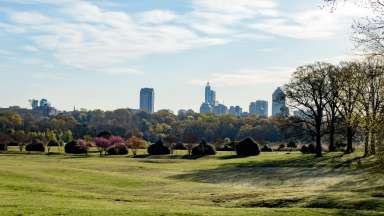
0, 0, 371, 113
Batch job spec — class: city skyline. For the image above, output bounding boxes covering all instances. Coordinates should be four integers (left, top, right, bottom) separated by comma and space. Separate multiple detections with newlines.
0, 0, 368, 112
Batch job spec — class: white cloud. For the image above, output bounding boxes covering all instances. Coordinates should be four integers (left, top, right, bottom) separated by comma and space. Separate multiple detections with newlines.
250, 3, 372, 39
105, 68, 143, 76
2, 0, 373, 71
23, 45, 39, 52
0, 49, 13, 55
189, 67, 294, 87
138, 10, 178, 24
22, 58, 45, 65
9, 12, 52, 25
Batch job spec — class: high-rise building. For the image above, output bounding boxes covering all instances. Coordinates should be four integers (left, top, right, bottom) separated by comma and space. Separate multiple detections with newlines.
272, 87, 288, 117
140, 88, 154, 113
229, 106, 243, 117
200, 102, 212, 114
30, 99, 39, 110
29, 98, 57, 117
204, 82, 216, 106
249, 100, 268, 118
212, 104, 228, 115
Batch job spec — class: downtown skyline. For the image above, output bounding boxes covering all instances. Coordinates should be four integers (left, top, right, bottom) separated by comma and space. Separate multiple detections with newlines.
0, 0, 369, 112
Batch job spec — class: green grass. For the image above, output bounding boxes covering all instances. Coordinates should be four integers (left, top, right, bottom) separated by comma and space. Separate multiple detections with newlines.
0, 148, 383, 215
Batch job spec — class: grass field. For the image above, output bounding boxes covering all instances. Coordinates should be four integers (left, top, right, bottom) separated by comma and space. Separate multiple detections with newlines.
0, 148, 383, 215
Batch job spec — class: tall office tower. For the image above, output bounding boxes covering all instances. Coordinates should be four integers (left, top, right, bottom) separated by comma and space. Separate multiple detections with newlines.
140, 88, 155, 113
249, 100, 268, 118
229, 106, 243, 117
272, 87, 288, 117
30, 99, 39, 110
212, 103, 228, 115
200, 102, 212, 114
204, 82, 216, 106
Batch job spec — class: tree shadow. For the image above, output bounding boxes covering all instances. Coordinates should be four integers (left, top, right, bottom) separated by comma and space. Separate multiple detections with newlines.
169, 153, 364, 185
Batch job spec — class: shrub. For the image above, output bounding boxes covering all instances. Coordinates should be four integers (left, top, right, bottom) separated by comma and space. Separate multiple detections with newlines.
300, 145, 309, 154
95, 137, 111, 156
109, 136, 124, 145
97, 131, 112, 139
278, 144, 286, 150
0, 143, 7, 151
65, 140, 88, 154
127, 136, 147, 156
261, 145, 273, 152
192, 140, 216, 156
107, 143, 128, 155
308, 144, 316, 154
25, 142, 45, 152
147, 139, 170, 155
287, 140, 297, 148
236, 137, 260, 156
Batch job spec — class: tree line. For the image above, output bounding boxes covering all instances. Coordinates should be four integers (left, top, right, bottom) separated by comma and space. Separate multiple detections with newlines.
285, 59, 384, 157
0, 108, 309, 149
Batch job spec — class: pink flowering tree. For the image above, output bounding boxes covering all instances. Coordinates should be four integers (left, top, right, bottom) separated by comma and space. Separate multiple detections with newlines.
94, 137, 111, 156
76, 139, 89, 155
109, 136, 124, 146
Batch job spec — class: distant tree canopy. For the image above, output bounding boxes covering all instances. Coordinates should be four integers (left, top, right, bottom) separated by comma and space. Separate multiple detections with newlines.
0, 109, 308, 145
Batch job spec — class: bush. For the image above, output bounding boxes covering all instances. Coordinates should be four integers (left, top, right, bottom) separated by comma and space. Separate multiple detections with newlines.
300, 145, 309, 154
147, 139, 170, 155
236, 137, 260, 156
65, 140, 88, 154
25, 142, 45, 152
261, 145, 273, 152
107, 143, 128, 155
192, 140, 216, 156
97, 131, 112, 139
0, 143, 7, 151
308, 144, 316, 154
278, 144, 286, 150
287, 140, 297, 148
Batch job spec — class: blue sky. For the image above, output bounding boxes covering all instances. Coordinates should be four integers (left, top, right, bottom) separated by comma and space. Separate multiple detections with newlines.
0, 0, 369, 113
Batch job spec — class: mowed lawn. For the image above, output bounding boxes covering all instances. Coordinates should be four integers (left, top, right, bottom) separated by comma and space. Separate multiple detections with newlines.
0, 149, 384, 216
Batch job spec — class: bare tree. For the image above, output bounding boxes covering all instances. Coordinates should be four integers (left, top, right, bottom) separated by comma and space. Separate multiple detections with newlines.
358, 58, 384, 156
324, 0, 384, 56
336, 62, 365, 154
285, 62, 333, 157
325, 69, 341, 152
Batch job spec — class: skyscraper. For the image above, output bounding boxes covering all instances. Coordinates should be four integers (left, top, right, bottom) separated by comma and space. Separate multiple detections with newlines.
140, 88, 154, 113
212, 103, 228, 115
229, 106, 243, 117
272, 87, 288, 117
249, 100, 268, 118
204, 82, 216, 106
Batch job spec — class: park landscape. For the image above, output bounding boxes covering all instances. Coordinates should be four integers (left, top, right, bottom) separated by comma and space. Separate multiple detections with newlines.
0, 146, 383, 216
3, 0, 384, 215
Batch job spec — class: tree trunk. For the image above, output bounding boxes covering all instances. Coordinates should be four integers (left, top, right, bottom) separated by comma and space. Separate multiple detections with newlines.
328, 124, 335, 152
370, 133, 376, 155
364, 130, 370, 157
345, 127, 354, 154
315, 119, 322, 157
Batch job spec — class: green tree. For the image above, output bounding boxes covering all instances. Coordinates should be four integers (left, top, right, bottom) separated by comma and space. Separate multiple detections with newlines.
285, 62, 333, 157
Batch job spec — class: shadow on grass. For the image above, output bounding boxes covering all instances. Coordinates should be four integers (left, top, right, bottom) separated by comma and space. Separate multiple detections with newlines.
169, 153, 367, 185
